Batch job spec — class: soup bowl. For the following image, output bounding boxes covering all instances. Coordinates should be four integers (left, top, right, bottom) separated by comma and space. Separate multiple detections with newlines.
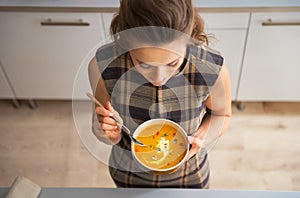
131, 119, 189, 173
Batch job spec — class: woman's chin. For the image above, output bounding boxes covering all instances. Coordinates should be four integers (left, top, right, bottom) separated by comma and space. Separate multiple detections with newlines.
149, 77, 170, 86
151, 81, 166, 87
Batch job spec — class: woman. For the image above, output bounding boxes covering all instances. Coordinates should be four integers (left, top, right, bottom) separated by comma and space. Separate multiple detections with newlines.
88, 0, 231, 188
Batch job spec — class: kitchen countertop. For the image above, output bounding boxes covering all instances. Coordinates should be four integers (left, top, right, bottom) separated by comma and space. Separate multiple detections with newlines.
0, 0, 300, 12
0, 188, 300, 198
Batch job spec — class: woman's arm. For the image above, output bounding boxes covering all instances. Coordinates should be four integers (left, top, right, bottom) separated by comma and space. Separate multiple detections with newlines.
186, 64, 232, 160
88, 57, 122, 145
88, 57, 110, 105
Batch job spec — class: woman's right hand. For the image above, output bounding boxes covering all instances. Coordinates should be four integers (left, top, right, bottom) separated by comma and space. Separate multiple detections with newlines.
95, 101, 122, 143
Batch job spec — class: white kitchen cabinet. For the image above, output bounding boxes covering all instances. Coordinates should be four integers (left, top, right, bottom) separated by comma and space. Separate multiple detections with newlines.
102, 13, 114, 38
201, 12, 250, 29
0, 61, 14, 99
201, 13, 250, 100
206, 29, 248, 100
238, 12, 300, 101
0, 12, 105, 100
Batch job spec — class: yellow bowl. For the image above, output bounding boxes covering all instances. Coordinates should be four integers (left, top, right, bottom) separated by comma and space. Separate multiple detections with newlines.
131, 119, 189, 173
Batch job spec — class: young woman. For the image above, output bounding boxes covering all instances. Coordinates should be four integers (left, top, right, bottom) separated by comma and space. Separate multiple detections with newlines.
88, 0, 231, 188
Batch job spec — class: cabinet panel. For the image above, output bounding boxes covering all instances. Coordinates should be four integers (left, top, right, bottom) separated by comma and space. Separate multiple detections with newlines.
0, 62, 14, 99
201, 13, 250, 29
0, 12, 105, 99
102, 13, 114, 38
207, 30, 247, 100
238, 12, 300, 101
202, 13, 249, 100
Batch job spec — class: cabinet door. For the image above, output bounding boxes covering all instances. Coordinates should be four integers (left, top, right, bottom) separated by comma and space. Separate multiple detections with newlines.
201, 13, 250, 100
0, 62, 14, 99
0, 12, 105, 100
102, 13, 114, 38
238, 12, 300, 101
207, 30, 247, 100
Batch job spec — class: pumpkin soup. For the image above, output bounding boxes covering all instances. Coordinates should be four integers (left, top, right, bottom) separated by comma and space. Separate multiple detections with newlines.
133, 123, 188, 170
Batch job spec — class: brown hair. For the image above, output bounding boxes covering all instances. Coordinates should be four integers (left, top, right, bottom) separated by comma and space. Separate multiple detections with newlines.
110, 0, 208, 45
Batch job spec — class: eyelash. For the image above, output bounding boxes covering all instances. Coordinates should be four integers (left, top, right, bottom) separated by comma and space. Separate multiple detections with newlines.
168, 62, 178, 67
139, 61, 178, 69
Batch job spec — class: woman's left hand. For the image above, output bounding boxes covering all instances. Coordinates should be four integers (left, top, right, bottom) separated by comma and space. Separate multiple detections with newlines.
185, 136, 204, 161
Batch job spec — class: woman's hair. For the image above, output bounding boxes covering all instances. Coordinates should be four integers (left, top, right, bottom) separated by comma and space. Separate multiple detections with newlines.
110, 0, 208, 45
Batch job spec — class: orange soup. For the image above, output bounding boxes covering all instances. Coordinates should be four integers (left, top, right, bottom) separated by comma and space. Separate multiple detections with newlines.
133, 123, 188, 170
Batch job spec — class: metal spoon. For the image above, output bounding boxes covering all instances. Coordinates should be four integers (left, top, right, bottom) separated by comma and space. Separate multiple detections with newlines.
86, 93, 146, 147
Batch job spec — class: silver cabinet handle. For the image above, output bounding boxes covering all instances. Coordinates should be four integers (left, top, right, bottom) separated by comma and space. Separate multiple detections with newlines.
40, 18, 90, 26
262, 19, 300, 26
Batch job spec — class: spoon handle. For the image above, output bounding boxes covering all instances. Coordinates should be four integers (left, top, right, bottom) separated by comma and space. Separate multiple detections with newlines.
87, 92, 146, 146
86, 92, 122, 122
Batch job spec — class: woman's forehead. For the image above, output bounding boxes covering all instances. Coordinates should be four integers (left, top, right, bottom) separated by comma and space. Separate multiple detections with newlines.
130, 47, 185, 64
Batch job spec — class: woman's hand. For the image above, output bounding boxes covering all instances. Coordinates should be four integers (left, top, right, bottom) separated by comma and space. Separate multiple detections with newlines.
185, 136, 204, 161
95, 101, 122, 143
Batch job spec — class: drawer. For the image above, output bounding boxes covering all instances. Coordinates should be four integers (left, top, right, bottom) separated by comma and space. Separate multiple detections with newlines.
238, 12, 300, 101
0, 12, 105, 99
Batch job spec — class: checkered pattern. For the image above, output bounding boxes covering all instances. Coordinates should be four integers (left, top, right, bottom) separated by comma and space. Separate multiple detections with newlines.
95, 42, 223, 188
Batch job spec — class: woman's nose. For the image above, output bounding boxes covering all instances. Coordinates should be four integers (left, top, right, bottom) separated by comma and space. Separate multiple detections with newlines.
153, 67, 166, 82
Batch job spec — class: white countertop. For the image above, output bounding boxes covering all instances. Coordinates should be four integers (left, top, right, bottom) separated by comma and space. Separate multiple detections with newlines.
0, 0, 299, 8
1, 188, 300, 198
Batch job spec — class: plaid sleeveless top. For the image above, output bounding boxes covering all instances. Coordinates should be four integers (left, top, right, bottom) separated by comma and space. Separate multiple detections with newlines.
96, 42, 223, 188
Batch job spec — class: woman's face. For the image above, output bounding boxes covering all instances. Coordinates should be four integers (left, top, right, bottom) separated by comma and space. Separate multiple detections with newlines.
130, 47, 185, 86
